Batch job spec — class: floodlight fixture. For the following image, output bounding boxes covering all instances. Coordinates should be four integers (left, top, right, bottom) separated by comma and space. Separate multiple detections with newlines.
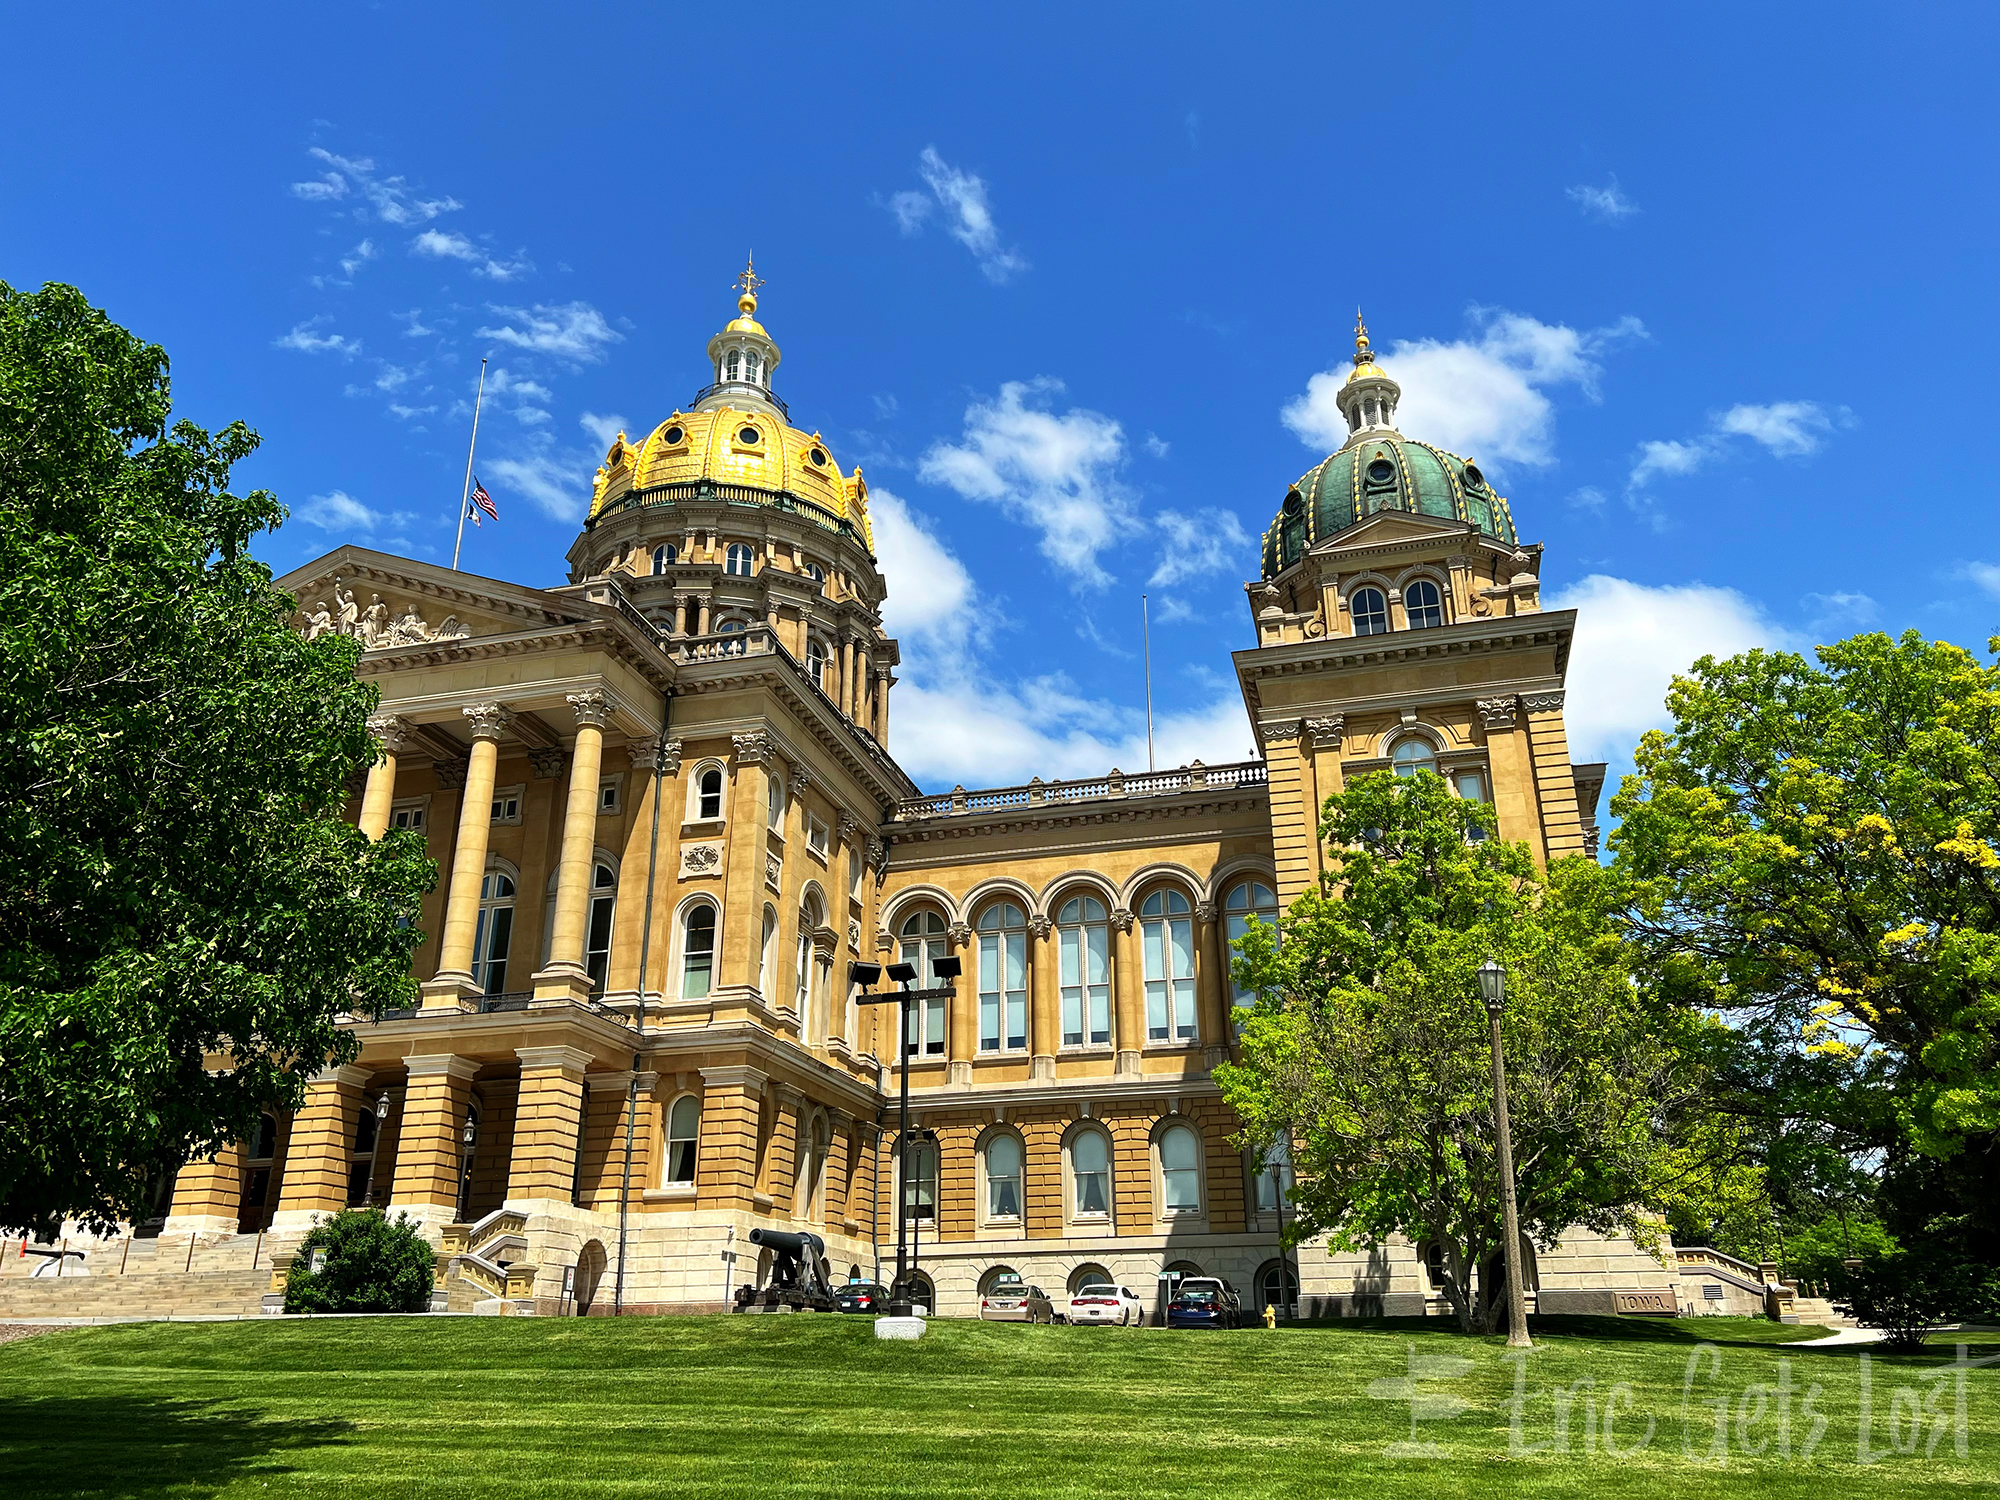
886, 961, 918, 984
931, 954, 963, 980
849, 961, 884, 988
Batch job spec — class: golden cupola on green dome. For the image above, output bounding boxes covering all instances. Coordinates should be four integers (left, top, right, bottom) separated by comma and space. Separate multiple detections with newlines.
1261, 314, 1518, 579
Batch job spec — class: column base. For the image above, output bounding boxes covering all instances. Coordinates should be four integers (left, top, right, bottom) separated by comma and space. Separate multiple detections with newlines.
529, 963, 594, 1008
161, 1214, 239, 1240
946, 1060, 973, 1088
384, 1202, 463, 1238
422, 973, 480, 1011
1114, 1049, 1142, 1080
268, 1209, 337, 1235
1030, 1054, 1056, 1083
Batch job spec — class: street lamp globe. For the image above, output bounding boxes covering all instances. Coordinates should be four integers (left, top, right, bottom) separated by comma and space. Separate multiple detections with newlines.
1476, 958, 1507, 1017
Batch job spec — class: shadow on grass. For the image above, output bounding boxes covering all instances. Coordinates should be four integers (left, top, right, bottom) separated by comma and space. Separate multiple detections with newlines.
1281, 1313, 1828, 1348
0, 1395, 351, 1498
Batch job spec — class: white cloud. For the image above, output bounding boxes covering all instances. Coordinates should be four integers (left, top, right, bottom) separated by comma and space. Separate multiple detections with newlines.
294, 489, 415, 533
1801, 591, 1879, 633
885, 147, 1028, 283
1547, 575, 1798, 764
340, 239, 376, 277
476, 301, 622, 363
917, 379, 1135, 587
1148, 508, 1251, 587
485, 367, 552, 404
305, 147, 461, 226
373, 364, 412, 391
869, 487, 982, 657
290, 172, 347, 202
1143, 433, 1171, 458
274, 319, 360, 357
1281, 309, 1645, 469
1957, 563, 2000, 601
580, 411, 629, 450
1630, 400, 1844, 489
1567, 176, 1639, 223
386, 403, 436, 421
482, 442, 586, 522
411, 229, 532, 281
391, 308, 435, 338
1569, 486, 1608, 514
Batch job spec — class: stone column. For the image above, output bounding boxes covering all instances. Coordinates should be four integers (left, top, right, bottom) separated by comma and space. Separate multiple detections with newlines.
1111, 907, 1141, 1079
388, 1054, 479, 1225
768, 1083, 805, 1217
271, 1064, 370, 1232
1478, 696, 1547, 864
697, 1065, 768, 1207
1194, 901, 1230, 1068
424, 703, 512, 1008
720, 734, 774, 990
946, 921, 975, 1086
164, 1141, 244, 1239
873, 673, 892, 742
358, 713, 409, 840
696, 596, 711, 636
1028, 915, 1056, 1081
505, 1046, 593, 1209
533, 689, 612, 1005
581, 1069, 658, 1207
606, 738, 663, 1007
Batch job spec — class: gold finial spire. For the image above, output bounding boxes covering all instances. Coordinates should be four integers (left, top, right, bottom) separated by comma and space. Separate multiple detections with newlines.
1353, 308, 1372, 367
734, 253, 765, 315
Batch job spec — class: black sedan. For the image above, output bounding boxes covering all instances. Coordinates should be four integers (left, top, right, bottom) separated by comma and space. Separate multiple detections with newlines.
833, 1281, 890, 1314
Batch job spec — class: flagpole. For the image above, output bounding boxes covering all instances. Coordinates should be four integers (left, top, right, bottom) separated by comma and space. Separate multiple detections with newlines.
1142, 592, 1156, 773
452, 356, 489, 571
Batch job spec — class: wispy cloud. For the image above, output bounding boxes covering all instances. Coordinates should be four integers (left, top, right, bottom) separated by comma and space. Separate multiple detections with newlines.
296, 147, 461, 226
917, 378, 1135, 587
1282, 308, 1645, 470
274, 318, 361, 357
1801, 591, 1879, 634
476, 301, 622, 363
1567, 176, 1640, 223
1630, 401, 1848, 490
411, 228, 533, 281
294, 489, 416, 534
1956, 563, 2000, 602
579, 411, 629, 449
883, 147, 1028, 283
1148, 508, 1250, 587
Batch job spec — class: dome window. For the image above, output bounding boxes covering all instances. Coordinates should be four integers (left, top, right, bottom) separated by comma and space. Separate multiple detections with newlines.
1462, 463, 1485, 490
725, 350, 741, 380
664, 425, 685, 445
805, 561, 826, 584
738, 426, 761, 446
1350, 587, 1389, 637
651, 543, 677, 575
1367, 459, 1396, 484
1405, 578, 1444, 629
725, 543, 756, 577
745, 353, 762, 383
1282, 489, 1303, 516
810, 447, 826, 466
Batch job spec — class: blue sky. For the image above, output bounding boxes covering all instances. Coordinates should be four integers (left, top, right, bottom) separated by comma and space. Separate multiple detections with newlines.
5, 3, 1997, 796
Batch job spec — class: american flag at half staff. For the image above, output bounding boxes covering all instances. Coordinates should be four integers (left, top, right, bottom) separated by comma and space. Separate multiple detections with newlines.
469, 475, 497, 523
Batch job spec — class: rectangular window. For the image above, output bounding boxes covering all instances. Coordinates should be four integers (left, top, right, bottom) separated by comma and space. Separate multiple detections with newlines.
490, 786, 524, 825
598, 775, 622, 815
1144, 917, 1197, 1041
389, 797, 428, 832
807, 816, 829, 858
1059, 924, 1111, 1046
979, 930, 1027, 1051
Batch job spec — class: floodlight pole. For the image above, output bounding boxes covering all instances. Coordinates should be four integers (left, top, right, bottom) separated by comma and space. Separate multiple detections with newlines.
893, 978, 913, 1314
1477, 958, 1532, 1350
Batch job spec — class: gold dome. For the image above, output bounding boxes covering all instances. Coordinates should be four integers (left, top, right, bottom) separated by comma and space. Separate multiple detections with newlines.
1346, 309, 1388, 385
586, 406, 872, 548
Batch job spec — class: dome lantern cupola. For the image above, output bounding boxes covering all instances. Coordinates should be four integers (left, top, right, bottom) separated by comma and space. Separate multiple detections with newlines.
1334, 311, 1400, 445
698, 256, 784, 420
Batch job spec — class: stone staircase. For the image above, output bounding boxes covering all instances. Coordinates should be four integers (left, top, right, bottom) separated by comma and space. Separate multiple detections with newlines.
439, 1209, 540, 1314
0, 1233, 299, 1321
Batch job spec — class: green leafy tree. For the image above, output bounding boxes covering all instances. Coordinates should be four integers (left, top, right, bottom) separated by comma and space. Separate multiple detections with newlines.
282, 1208, 438, 1314
0, 281, 433, 1237
1218, 771, 1697, 1334
1609, 631, 2000, 1269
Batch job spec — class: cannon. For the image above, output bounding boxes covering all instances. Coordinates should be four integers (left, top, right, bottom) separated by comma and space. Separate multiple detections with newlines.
734, 1227, 836, 1312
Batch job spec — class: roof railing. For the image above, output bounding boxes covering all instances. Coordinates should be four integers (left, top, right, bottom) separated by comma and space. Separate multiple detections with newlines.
892, 760, 1267, 821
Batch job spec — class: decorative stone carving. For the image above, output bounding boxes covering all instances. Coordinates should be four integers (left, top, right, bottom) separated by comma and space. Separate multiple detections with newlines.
1521, 691, 1566, 715
1476, 696, 1519, 730
566, 689, 611, 729
946, 921, 972, 948
661, 738, 683, 776
731, 732, 771, 767
302, 578, 471, 647
875, 929, 894, 954
1107, 768, 1126, 796
1263, 719, 1303, 742
432, 757, 469, 789
1188, 759, 1208, 787
679, 842, 723, 879
628, 738, 662, 773
765, 853, 782, 890
366, 712, 410, 754
836, 810, 861, 843
1194, 902, 1217, 923
865, 836, 886, 869
462, 703, 513, 741
789, 761, 814, 795
1110, 907, 1135, 934
1027, 776, 1046, 805
949, 785, 968, 814
1028, 915, 1052, 940
527, 748, 569, 780
848, 919, 862, 950
1305, 715, 1345, 750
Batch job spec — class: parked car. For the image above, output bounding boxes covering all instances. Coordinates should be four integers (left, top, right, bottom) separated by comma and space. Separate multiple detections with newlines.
833, 1282, 888, 1314
1066, 1281, 1144, 1326
979, 1279, 1056, 1323
1166, 1276, 1243, 1329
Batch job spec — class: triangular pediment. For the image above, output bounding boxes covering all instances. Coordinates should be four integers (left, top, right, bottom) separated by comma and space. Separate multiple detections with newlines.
278, 545, 590, 651
1311, 509, 1475, 555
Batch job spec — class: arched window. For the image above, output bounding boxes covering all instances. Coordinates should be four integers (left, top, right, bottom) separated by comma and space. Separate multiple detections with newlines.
1056, 895, 1111, 1047
1070, 1128, 1111, 1219
1420, 1240, 1447, 1290
584, 861, 617, 993
977, 1265, 1021, 1297
725, 349, 741, 380
665, 1095, 700, 1185
759, 905, 778, 994
1405, 577, 1444, 629
798, 1114, 829, 1219
1224, 881, 1279, 1010
795, 899, 820, 1024
1158, 1123, 1202, 1214
651, 543, 675, 575
805, 561, 826, 585
680, 903, 716, 999
1256, 1260, 1300, 1316
1350, 586, 1389, 636
1391, 737, 1438, 778
767, 768, 787, 828
806, 637, 827, 690
744, 352, 761, 385
725, 543, 755, 577
898, 911, 949, 1056
249, 1112, 278, 1163
352, 1106, 378, 1159
904, 1272, 935, 1314
1068, 1263, 1114, 1296
1252, 1138, 1293, 1213
976, 901, 1028, 1052
1454, 769, 1491, 842
692, 764, 725, 821
1140, 889, 1196, 1042
985, 1134, 1023, 1221
472, 868, 516, 994
904, 1137, 939, 1222
717, 619, 748, 656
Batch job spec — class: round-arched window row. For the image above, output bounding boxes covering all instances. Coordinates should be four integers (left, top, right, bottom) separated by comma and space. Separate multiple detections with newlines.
1348, 579, 1449, 636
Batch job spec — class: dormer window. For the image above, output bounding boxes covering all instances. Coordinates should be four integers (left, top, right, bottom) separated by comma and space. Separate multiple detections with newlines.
1405, 578, 1444, 629
1350, 587, 1389, 636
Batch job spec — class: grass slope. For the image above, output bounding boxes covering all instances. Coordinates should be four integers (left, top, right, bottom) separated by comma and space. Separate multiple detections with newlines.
1, 1315, 1995, 1498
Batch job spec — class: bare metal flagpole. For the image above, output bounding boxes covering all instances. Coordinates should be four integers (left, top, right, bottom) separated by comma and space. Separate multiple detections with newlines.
1142, 592, 1156, 772
451, 356, 489, 571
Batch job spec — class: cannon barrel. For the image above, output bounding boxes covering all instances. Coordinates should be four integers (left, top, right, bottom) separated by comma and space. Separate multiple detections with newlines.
748, 1228, 825, 1256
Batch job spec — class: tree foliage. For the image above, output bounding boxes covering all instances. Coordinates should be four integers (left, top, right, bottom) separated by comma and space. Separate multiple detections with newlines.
1217, 771, 1698, 1334
1609, 632, 2000, 1267
0, 281, 433, 1237
282, 1208, 438, 1315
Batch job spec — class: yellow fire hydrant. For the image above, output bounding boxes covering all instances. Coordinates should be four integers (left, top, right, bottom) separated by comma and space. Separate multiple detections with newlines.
1262, 1303, 1277, 1329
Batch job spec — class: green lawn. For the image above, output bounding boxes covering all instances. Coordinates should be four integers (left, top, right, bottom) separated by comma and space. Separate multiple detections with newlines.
2, 1315, 1996, 1498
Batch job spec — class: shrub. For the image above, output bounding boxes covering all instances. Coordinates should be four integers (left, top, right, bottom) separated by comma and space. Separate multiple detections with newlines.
1827, 1243, 1999, 1352
282, 1208, 437, 1314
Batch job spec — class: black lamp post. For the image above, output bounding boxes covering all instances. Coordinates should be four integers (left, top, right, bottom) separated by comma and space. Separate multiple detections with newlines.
851, 952, 958, 1318
457, 1111, 478, 1224
1476, 958, 1532, 1350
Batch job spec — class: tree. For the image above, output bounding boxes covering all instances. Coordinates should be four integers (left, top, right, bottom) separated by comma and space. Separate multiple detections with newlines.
282, 1208, 438, 1314
0, 281, 433, 1238
1217, 771, 1697, 1334
1609, 632, 2000, 1272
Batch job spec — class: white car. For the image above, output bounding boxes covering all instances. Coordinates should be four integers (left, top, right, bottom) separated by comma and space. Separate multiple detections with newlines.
1066, 1282, 1143, 1325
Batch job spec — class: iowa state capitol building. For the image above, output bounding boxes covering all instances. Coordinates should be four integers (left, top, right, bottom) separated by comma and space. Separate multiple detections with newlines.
164, 277, 1678, 1318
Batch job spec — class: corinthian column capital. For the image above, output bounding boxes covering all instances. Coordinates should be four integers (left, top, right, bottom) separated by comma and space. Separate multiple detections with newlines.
366, 712, 411, 754
462, 703, 513, 741
565, 688, 611, 729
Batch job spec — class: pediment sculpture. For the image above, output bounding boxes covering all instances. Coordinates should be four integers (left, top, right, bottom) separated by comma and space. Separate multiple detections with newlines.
299, 578, 473, 649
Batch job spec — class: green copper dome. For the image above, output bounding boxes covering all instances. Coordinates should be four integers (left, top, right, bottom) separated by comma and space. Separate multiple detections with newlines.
1260, 436, 1519, 579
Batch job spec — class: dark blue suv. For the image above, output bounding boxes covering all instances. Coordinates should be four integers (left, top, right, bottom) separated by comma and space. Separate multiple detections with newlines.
1166, 1277, 1243, 1329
